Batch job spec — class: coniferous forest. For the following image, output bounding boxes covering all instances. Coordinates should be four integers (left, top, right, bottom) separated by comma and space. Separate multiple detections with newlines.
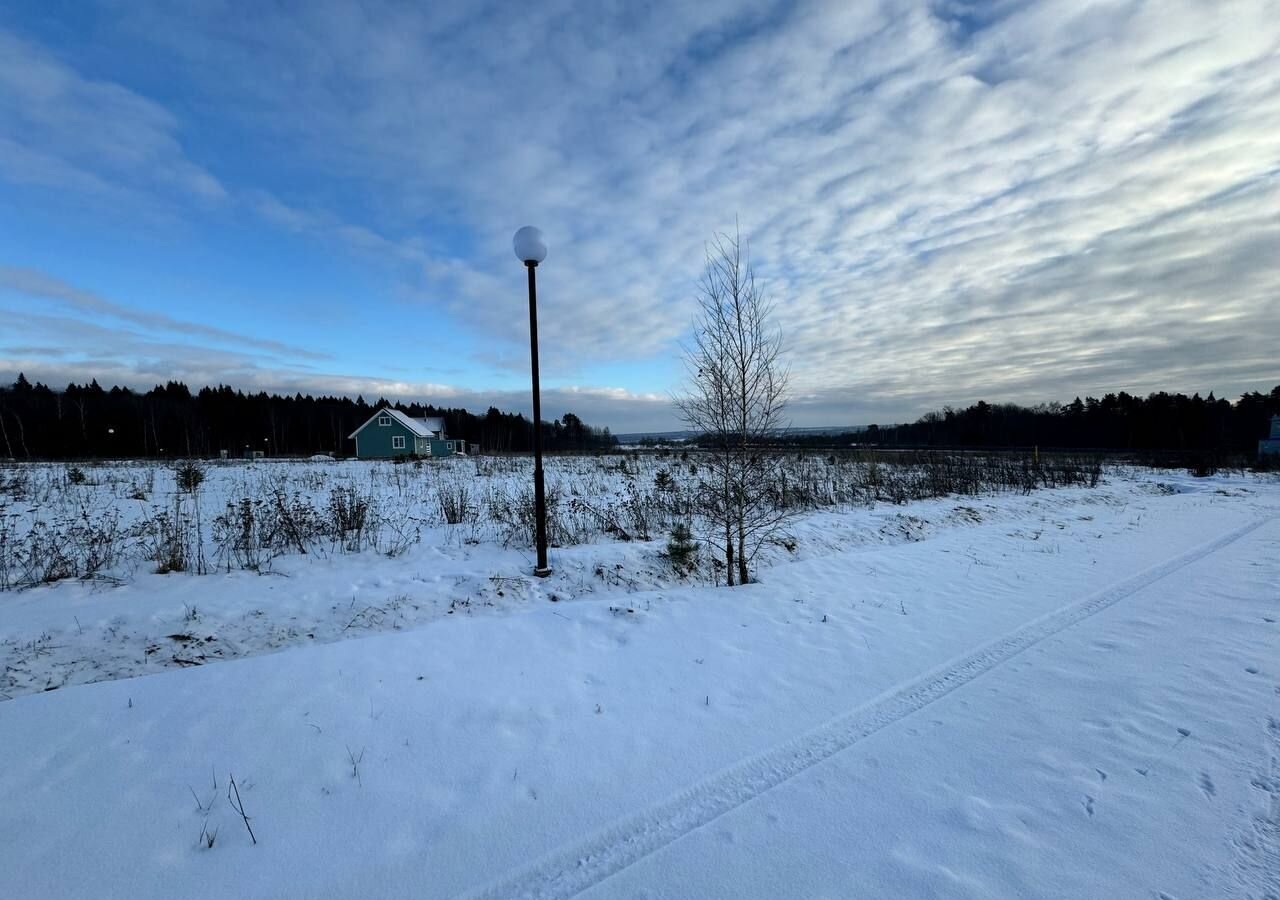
0, 376, 1277, 460
0, 375, 616, 459
860, 388, 1280, 453
675, 387, 1278, 457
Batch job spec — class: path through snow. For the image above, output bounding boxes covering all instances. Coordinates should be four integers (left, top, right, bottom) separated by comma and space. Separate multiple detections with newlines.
466, 516, 1273, 900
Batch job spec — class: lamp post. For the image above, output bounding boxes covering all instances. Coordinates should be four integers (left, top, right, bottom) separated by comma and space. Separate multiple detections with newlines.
514, 225, 551, 577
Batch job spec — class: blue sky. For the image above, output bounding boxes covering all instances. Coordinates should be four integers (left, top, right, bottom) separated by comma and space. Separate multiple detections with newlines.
1, 0, 1277, 432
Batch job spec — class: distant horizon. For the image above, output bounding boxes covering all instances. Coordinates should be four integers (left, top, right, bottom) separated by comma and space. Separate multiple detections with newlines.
5, 370, 1275, 437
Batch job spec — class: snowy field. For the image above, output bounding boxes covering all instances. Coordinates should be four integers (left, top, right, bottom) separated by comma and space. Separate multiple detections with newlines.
0, 460, 1277, 899
0, 452, 1098, 698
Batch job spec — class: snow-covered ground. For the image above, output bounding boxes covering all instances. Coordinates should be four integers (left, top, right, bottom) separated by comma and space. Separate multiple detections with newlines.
0, 453, 1096, 699
0, 466, 1277, 899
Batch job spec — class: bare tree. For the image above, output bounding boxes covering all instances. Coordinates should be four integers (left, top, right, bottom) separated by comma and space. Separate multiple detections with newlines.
677, 229, 790, 585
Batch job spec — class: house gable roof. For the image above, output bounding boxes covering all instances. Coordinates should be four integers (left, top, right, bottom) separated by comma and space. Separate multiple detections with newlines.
348, 408, 445, 440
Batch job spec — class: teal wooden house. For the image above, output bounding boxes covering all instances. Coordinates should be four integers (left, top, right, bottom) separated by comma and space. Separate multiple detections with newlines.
348, 408, 466, 459
1260, 415, 1280, 458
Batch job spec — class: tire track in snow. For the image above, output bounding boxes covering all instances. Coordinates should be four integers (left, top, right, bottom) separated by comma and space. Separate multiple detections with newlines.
462, 517, 1272, 900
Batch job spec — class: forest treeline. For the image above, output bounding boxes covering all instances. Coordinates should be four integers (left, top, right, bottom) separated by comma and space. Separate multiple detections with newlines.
765, 388, 1279, 454
0, 375, 616, 459
3, 375, 1277, 460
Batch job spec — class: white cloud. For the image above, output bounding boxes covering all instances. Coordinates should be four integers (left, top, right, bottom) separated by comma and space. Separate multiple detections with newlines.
0, 266, 331, 361
0, 29, 226, 210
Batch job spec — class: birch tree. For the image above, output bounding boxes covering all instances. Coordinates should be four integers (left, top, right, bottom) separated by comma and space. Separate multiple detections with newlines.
677, 230, 790, 585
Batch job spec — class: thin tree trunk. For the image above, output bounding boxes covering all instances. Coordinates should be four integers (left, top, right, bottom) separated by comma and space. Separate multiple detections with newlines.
724, 512, 735, 587
13, 411, 30, 459
0, 410, 14, 459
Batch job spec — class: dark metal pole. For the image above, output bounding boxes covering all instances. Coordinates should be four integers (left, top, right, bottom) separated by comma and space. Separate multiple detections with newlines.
526, 261, 551, 576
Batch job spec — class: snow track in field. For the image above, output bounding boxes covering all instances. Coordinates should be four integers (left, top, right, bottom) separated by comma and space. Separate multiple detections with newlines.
463, 517, 1272, 900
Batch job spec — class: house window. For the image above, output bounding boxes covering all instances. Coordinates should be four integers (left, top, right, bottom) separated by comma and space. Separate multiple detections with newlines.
392, 436, 405, 449
377, 415, 391, 427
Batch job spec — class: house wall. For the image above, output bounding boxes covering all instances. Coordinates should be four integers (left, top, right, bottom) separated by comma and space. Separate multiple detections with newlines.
1259, 417, 1280, 457
354, 418, 418, 459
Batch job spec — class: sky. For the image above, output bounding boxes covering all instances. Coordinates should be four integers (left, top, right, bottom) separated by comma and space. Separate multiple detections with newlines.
1, 0, 1277, 433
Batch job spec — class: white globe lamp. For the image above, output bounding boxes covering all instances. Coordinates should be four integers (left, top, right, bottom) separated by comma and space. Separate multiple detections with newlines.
513, 226, 548, 265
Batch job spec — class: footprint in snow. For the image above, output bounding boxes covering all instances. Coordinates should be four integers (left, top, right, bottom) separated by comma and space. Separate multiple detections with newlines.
1083, 795, 1095, 817
1198, 772, 1216, 798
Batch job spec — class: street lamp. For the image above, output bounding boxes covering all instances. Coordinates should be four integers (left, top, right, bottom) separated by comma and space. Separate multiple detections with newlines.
514, 225, 551, 577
